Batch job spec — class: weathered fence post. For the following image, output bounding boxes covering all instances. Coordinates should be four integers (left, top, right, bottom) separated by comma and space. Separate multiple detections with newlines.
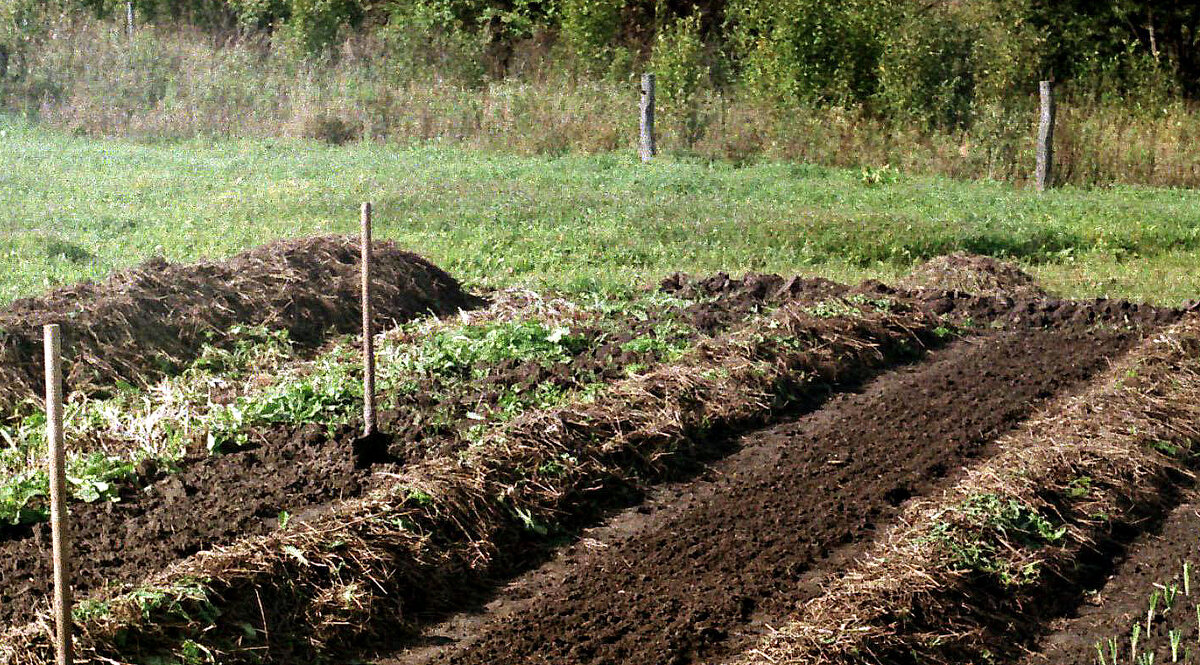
45, 324, 73, 665
126, 2, 135, 38
640, 73, 656, 163
361, 202, 377, 437
1036, 79, 1056, 192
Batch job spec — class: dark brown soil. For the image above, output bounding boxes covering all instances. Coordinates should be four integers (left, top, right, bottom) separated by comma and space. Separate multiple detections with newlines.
660, 272, 851, 332
662, 270, 1181, 333
0, 235, 483, 414
1023, 489, 1200, 665
378, 323, 1155, 665
0, 268, 1183, 662
0, 281, 788, 629
0, 421, 378, 625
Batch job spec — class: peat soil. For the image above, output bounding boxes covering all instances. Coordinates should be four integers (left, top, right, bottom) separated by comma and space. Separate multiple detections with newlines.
0, 282, 807, 629
377, 322, 1157, 665
1022, 489, 1200, 665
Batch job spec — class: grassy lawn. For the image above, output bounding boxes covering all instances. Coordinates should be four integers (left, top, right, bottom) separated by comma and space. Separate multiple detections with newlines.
2, 115, 1199, 305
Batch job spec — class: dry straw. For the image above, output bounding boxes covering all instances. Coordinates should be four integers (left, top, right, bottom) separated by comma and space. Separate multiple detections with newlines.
1, 299, 941, 664
0, 235, 481, 417
735, 315, 1200, 665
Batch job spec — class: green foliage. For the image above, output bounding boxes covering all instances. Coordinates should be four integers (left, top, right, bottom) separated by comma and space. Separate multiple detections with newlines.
560, 0, 624, 69
207, 353, 360, 453
929, 493, 1066, 585
0, 452, 134, 526
276, 0, 363, 55
727, 0, 894, 105
192, 326, 293, 377
876, 1, 1040, 129
227, 0, 289, 30
67, 451, 136, 503
380, 0, 488, 83
72, 598, 113, 622
0, 468, 47, 525
650, 12, 709, 144
858, 164, 898, 186
400, 320, 586, 380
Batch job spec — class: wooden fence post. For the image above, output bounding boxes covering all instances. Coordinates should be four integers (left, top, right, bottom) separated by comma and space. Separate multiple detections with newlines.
1036, 79, 1056, 192
126, 2, 135, 38
361, 202, 377, 437
45, 324, 72, 665
640, 73, 656, 163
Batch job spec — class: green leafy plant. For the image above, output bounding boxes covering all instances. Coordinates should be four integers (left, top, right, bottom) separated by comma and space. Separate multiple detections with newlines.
928, 493, 1065, 585
650, 12, 710, 145
860, 164, 900, 187
0, 469, 47, 525
67, 452, 136, 503
560, 0, 625, 70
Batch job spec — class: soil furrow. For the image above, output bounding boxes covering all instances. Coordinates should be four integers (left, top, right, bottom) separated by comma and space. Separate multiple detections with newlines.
380, 325, 1143, 665
1022, 488, 1200, 665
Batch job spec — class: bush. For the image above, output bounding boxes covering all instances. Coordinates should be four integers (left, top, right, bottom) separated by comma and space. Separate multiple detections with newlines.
650, 12, 709, 145
560, 0, 624, 71
726, 0, 895, 106
876, 1, 1039, 129
297, 109, 361, 144
380, 0, 487, 84
277, 0, 363, 56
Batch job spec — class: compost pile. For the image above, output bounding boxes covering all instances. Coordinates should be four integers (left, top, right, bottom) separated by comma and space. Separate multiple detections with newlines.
0, 235, 483, 413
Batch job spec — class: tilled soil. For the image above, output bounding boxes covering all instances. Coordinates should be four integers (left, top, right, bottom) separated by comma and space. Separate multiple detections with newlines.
380, 324, 1150, 665
0, 422, 379, 626
0, 285, 796, 629
1023, 489, 1200, 665
0, 268, 1182, 657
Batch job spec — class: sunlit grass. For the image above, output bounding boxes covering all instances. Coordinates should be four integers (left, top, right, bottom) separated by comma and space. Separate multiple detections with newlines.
1, 115, 1199, 305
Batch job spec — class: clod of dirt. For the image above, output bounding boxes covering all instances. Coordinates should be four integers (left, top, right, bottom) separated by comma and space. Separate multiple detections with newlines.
660, 272, 850, 333
0, 235, 485, 413
899, 252, 1046, 298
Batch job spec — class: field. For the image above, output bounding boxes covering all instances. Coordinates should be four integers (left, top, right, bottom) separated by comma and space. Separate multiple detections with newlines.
3, 121, 1200, 665
5, 116, 1200, 307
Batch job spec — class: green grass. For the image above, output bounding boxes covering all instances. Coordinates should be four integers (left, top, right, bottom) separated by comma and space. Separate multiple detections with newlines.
2, 115, 1200, 305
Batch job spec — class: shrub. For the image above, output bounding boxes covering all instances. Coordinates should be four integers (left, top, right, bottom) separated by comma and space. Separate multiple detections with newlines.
296, 109, 361, 144
726, 0, 895, 106
650, 12, 709, 144
876, 0, 1040, 129
276, 0, 362, 56
380, 0, 487, 84
560, 0, 625, 71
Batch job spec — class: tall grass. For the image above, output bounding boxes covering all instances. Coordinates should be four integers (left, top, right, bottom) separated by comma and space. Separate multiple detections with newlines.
5, 18, 1200, 188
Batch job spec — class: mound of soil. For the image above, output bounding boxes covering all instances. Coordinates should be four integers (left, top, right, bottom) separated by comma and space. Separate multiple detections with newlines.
899, 252, 1046, 298
660, 270, 1174, 333
0, 236, 483, 412
660, 272, 850, 331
